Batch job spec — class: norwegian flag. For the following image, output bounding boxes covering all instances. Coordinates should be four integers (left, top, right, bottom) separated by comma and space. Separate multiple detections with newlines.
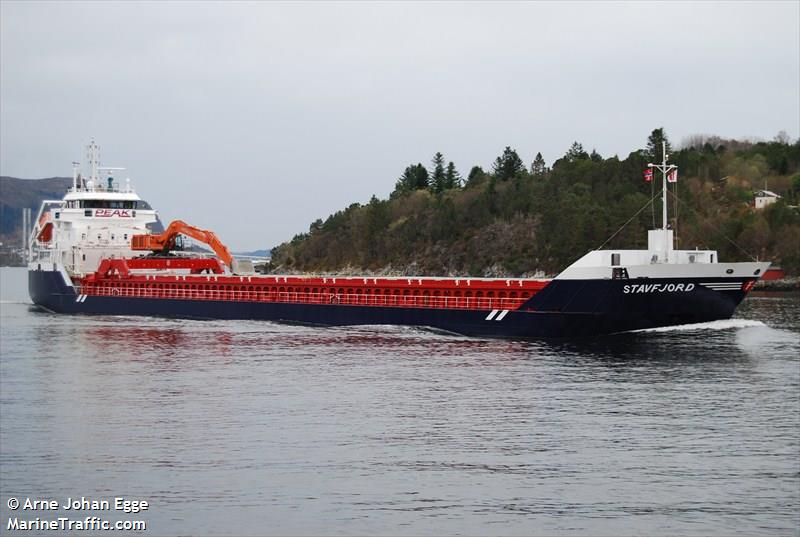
644, 168, 653, 182
667, 169, 678, 183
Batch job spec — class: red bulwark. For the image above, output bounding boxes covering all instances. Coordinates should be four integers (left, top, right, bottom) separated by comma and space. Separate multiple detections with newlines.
78, 257, 550, 312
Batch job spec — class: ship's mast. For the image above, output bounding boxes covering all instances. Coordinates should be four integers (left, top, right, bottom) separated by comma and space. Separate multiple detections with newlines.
86, 140, 100, 186
647, 141, 678, 261
72, 161, 79, 191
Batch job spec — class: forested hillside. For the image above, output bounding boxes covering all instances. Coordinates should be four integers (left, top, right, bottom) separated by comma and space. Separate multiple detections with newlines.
271, 129, 800, 276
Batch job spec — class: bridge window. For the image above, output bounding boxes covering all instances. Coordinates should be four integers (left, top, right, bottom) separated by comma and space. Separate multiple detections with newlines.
80, 200, 137, 209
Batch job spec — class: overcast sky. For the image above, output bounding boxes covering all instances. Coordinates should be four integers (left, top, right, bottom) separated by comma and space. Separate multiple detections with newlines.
2, 1, 798, 250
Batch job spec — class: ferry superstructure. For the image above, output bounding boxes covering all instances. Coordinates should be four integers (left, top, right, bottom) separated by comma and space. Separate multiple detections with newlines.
28, 142, 769, 338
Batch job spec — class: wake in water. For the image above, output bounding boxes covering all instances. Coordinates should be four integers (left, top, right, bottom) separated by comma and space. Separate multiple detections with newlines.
632, 319, 766, 334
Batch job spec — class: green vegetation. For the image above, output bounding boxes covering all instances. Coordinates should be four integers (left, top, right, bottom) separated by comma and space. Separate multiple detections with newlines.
274, 130, 800, 276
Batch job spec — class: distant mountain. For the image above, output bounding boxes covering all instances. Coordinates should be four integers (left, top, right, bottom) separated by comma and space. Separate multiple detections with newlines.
0, 176, 72, 245
233, 249, 271, 258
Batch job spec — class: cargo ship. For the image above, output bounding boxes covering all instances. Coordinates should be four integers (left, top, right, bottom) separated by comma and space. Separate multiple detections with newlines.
28, 141, 769, 338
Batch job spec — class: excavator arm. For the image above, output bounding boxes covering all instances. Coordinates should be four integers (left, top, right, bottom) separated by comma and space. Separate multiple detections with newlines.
131, 220, 234, 269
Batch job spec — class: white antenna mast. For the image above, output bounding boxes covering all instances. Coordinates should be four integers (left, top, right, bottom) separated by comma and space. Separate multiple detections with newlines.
647, 140, 678, 261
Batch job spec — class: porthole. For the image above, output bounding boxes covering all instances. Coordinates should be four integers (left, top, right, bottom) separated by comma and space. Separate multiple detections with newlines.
754, 269, 761, 275
726, 269, 734, 274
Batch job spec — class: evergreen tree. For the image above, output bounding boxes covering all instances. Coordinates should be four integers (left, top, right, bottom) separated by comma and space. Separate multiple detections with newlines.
564, 142, 589, 162
430, 152, 446, 193
466, 165, 487, 187
394, 163, 429, 195
492, 146, 525, 181
590, 149, 603, 162
530, 152, 547, 176
646, 128, 672, 162
445, 161, 461, 189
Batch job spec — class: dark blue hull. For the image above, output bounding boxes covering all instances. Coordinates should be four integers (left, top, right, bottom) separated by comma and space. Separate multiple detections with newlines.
29, 269, 752, 338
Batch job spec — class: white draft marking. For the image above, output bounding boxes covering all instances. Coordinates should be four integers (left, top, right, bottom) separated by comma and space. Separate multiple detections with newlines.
495, 310, 509, 321
485, 309, 499, 321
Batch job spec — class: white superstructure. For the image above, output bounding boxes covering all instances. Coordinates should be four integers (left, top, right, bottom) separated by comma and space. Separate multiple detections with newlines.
28, 141, 159, 275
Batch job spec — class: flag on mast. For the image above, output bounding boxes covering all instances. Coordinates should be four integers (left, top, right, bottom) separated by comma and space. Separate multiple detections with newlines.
667, 169, 678, 183
644, 169, 653, 182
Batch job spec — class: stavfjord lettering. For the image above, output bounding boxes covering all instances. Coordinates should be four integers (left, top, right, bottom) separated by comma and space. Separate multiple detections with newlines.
622, 283, 695, 294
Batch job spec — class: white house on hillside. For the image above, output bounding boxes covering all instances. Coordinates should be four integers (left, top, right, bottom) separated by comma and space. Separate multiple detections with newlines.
754, 189, 781, 210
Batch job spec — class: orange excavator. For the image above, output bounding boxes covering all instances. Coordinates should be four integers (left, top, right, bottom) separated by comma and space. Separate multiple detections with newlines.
131, 220, 234, 269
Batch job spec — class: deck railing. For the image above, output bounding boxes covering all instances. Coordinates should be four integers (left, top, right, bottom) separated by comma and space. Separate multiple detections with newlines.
81, 284, 530, 311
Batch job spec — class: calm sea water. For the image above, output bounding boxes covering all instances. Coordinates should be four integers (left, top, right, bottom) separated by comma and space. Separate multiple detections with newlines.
1, 266, 798, 536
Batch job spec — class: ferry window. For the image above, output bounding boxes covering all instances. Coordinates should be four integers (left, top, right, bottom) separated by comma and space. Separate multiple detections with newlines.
611, 253, 621, 266
84, 210, 92, 217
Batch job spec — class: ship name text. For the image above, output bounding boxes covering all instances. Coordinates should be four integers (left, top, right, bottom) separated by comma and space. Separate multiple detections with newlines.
622, 283, 695, 294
